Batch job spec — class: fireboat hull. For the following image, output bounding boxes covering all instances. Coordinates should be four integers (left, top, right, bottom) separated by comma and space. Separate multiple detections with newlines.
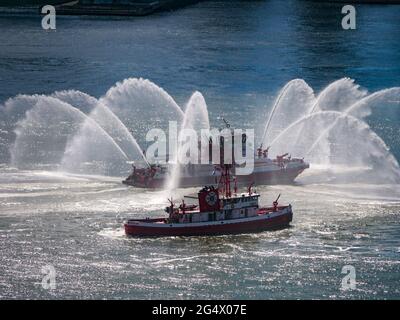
124, 206, 292, 237
123, 165, 307, 188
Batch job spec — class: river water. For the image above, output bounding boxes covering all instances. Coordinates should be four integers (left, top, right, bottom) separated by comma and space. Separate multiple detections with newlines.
0, 1, 399, 299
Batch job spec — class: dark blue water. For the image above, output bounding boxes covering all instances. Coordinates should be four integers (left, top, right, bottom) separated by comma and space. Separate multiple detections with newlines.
1, 1, 400, 156
0, 1, 399, 299
1, 1, 400, 98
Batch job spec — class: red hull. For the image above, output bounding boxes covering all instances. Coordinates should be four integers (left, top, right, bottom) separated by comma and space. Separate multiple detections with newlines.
124, 209, 292, 237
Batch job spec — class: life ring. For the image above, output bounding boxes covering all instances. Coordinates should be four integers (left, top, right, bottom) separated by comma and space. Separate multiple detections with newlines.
205, 191, 217, 206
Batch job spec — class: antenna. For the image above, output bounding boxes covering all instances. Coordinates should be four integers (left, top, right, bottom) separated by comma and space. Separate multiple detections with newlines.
273, 194, 281, 211
248, 181, 254, 195
222, 118, 231, 128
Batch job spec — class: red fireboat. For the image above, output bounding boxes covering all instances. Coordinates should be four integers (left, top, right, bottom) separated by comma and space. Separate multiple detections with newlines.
124, 165, 293, 237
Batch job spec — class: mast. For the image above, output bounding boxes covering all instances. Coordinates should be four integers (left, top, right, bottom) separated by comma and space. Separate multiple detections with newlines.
217, 164, 232, 198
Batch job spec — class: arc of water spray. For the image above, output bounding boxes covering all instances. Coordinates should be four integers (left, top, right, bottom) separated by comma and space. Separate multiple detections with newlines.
308, 77, 354, 114
50, 98, 131, 161
269, 109, 400, 179
260, 81, 295, 148
98, 78, 186, 168
302, 78, 368, 156
269, 110, 344, 147
305, 88, 400, 157
10, 97, 130, 169
165, 91, 210, 194
96, 102, 150, 167
261, 79, 316, 148
269, 109, 380, 152
288, 78, 363, 153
